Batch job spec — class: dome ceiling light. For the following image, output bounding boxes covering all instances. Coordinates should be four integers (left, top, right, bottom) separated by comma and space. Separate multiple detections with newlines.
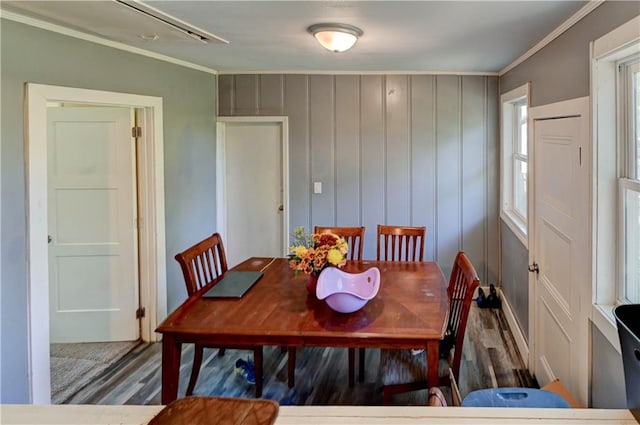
307, 23, 363, 53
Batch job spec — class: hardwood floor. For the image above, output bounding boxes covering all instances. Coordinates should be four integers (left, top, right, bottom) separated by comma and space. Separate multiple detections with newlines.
64, 304, 535, 406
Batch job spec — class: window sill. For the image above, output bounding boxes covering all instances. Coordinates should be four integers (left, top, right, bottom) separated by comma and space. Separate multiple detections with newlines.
500, 211, 528, 249
591, 304, 621, 355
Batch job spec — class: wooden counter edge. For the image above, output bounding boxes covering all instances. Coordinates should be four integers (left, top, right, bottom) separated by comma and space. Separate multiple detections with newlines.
1, 404, 637, 424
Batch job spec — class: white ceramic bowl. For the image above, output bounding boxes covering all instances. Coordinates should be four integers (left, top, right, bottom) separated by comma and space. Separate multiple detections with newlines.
316, 267, 380, 313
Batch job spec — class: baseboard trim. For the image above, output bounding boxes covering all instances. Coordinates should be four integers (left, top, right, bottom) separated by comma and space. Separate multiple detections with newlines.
498, 288, 530, 368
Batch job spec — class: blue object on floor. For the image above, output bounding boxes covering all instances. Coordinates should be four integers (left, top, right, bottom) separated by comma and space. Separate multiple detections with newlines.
462, 387, 571, 408
234, 358, 256, 385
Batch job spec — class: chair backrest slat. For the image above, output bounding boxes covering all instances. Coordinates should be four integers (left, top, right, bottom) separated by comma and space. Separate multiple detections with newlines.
446, 251, 480, 382
175, 233, 229, 297
314, 226, 365, 261
376, 225, 426, 261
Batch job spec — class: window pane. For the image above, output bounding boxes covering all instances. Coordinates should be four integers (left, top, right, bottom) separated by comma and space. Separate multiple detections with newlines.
518, 104, 527, 156
623, 186, 640, 303
514, 159, 527, 220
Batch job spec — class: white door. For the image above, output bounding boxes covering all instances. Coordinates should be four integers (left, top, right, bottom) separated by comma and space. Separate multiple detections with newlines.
221, 121, 284, 268
48, 107, 139, 343
531, 98, 590, 406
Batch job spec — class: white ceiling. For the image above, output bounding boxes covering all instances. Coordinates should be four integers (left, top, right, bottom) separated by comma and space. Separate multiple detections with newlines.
1, 0, 590, 74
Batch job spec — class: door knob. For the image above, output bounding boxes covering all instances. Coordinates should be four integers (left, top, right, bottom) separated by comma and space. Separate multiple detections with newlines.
528, 262, 539, 274
48, 235, 53, 244
278, 205, 284, 212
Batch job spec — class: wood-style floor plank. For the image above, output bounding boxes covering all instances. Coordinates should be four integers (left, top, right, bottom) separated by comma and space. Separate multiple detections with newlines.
62, 305, 534, 406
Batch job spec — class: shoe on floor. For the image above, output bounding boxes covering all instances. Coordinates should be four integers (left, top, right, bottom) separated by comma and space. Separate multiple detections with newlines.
235, 358, 256, 385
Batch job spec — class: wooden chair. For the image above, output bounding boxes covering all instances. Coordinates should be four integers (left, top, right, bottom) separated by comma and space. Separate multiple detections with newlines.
315, 226, 365, 261
376, 225, 426, 261
314, 226, 365, 387
379, 251, 480, 404
174, 233, 264, 396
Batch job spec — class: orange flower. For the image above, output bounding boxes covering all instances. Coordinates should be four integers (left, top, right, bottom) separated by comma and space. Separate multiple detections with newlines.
288, 226, 348, 276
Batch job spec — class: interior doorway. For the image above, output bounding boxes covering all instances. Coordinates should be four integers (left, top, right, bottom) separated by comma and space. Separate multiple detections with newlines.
47, 106, 139, 343
216, 117, 290, 265
26, 83, 167, 404
529, 96, 590, 406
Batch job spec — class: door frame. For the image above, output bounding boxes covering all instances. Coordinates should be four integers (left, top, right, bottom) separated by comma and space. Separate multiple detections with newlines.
528, 96, 591, 405
215, 116, 290, 257
26, 83, 167, 403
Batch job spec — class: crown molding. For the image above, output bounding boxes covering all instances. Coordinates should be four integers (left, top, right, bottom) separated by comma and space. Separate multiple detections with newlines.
499, 0, 605, 76
217, 70, 499, 76
0, 9, 218, 75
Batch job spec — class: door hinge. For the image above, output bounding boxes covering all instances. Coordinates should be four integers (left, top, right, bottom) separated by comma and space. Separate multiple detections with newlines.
136, 307, 146, 319
132, 126, 142, 138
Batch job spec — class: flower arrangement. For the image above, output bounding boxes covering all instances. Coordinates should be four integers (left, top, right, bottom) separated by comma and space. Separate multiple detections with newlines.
288, 226, 349, 276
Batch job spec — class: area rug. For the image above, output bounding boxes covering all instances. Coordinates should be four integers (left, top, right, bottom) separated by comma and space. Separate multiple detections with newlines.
50, 340, 139, 404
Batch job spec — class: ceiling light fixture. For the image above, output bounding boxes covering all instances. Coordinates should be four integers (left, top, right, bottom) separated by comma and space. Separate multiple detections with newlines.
307, 23, 362, 53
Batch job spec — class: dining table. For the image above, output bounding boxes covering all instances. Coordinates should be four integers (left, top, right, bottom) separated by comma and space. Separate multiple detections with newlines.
156, 257, 449, 404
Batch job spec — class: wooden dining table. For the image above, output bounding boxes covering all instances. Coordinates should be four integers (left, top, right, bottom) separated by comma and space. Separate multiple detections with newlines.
156, 257, 449, 404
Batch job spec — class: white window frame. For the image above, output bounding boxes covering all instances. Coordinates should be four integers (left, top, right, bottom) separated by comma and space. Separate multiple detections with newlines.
591, 15, 640, 353
500, 83, 530, 247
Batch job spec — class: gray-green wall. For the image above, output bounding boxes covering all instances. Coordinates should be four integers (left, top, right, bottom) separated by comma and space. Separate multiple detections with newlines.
219, 74, 500, 282
501, 1, 640, 107
1, 19, 217, 403
500, 221, 528, 339
499, 1, 640, 407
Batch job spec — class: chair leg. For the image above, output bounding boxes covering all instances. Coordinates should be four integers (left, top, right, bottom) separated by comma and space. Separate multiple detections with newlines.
287, 347, 296, 388
358, 348, 366, 382
383, 387, 392, 405
348, 348, 355, 388
253, 347, 263, 397
186, 344, 204, 396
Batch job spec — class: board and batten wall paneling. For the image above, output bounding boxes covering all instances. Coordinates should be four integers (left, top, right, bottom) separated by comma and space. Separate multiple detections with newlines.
309, 76, 335, 226
217, 74, 499, 283
283, 75, 310, 230
385, 75, 411, 226
486, 77, 500, 287
435, 75, 462, 276
462, 76, 488, 282
335, 75, 361, 226
259, 74, 284, 116
359, 75, 386, 257
410, 75, 436, 262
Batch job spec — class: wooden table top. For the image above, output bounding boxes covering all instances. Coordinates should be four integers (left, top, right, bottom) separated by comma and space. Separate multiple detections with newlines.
156, 257, 449, 349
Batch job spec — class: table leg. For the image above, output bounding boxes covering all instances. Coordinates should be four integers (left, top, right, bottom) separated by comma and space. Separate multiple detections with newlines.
287, 347, 296, 388
255, 348, 263, 398
426, 340, 439, 389
161, 334, 182, 405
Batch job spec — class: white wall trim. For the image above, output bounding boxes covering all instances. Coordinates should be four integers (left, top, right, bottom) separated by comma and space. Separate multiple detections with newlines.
500, 83, 530, 249
25, 83, 167, 404
499, 1, 604, 76
217, 70, 499, 76
216, 116, 290, 257
592, 15, 640, 60
590, 14, 640, 362
499, 288, 530, 368
0, 10, 218, 75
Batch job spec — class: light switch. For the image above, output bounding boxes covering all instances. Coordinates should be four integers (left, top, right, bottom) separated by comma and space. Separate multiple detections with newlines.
313, 181, 322, 194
